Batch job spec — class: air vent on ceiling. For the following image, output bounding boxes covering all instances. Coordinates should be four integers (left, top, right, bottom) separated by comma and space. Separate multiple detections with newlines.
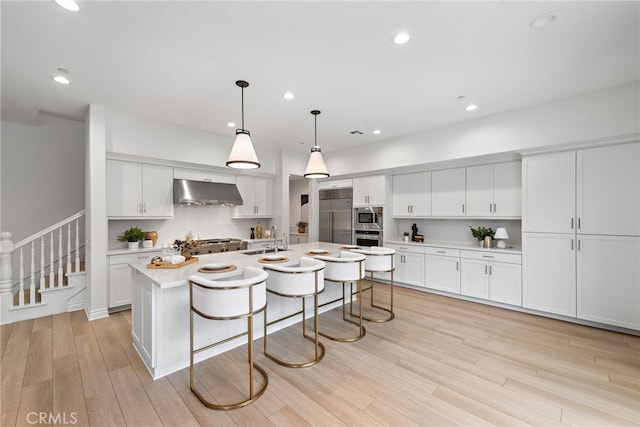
350, 130, 363, 135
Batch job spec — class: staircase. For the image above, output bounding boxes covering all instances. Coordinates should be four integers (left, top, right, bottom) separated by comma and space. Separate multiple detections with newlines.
0, 210, 87, 325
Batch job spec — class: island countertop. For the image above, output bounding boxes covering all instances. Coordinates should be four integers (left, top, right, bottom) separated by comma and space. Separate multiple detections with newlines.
129, 241, 345, 289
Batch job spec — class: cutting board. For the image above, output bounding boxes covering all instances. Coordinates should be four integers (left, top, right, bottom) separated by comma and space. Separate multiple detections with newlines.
147, 256, 199, 269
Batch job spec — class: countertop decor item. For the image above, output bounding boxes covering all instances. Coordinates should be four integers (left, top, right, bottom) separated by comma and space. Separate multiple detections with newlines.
494, 227, 510, 248
469, 226, 495, 247
118, 226, 146, 249
256, 222, 263, 239
296, 221, 308, 233
145, 231, 158, 246
304, 110, 330, 178
403, 232, 410, 242
226, 80, 261, 169
147, 256, 198, 269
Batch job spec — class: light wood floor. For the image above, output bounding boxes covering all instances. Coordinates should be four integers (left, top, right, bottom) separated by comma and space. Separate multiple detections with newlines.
2, 284, 639, 426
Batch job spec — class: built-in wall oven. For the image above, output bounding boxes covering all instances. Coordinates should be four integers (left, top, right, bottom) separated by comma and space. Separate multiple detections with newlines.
353, 207, 383, 247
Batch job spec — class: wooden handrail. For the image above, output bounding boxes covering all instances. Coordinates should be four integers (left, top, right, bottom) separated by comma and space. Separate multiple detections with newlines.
14, 210, 85, 249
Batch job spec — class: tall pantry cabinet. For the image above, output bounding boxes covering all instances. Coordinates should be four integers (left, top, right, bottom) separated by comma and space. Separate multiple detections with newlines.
522, 142, 640, 330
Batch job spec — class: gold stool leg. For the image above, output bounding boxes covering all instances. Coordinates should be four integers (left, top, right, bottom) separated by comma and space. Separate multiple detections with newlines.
349, 270, 395, 323
319, 281, 366, 342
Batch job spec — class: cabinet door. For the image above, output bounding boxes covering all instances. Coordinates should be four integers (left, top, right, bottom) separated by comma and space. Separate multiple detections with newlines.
254, 177, 273, 216
577, 235, 640, 330
432, 168, 466, 216
493, 161, 522, 217
489, 262, 522, 306
352, 177, 370, 206
522, 152, 575, 233
411, 172, 431, 216
465, 165, 493, 217
403, 252, 425, 287
234, 175, 256, 216
392, 174, 412, 216
106, 160, 142, 217
367, 175, 387, 206
142, 164, 174, 218
577, 143, 640, 236
109, 263, 133, 307
425, 255, 460, 293
460, 259, 489, 298
522, 233, 576, 317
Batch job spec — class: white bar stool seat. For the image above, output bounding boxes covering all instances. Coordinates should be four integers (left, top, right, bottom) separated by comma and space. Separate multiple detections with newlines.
189, 266, 268, 410
352, 246, 396, 322
263, 257, 326, 367
313, 251, 366, 342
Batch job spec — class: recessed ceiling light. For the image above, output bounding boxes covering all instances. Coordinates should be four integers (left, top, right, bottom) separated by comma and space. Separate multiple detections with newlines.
373, 130, 381, 135
392, 32, 410, 45
530, 11, 557, 29
227, 122, 236, 128
465, 104, 478, 111
283, 92, 294, 100
52, 75, 71, 84
53, 0, 79, 12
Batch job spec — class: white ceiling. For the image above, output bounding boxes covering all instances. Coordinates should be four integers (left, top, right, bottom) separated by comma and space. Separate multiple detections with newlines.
2, 1, 638, 154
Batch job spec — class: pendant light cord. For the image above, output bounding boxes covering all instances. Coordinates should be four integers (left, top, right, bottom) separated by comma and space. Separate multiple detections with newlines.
314, 114, 317, 146
241, 86, 245, 131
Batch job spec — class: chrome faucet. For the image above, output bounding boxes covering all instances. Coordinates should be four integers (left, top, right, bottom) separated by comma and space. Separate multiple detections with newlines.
282, 232, 288, 251
271, 224, 278, 252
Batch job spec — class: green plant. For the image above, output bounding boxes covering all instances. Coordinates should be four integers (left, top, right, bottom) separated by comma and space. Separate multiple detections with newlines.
117, 226, 146, 242
403, 231, 410, 236
469, 226, 495, 241
296, 221, 308, 228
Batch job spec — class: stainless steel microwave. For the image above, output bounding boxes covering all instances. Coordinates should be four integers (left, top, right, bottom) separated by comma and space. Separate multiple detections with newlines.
354, 207, 383, 229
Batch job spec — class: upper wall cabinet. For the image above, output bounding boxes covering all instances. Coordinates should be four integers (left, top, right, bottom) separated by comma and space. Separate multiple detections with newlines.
466, 162, 521, 217
318, 179, 353, 190
106, 160, 174, 219
232, 175, 273, 218
353, 175, 387, 206
431, 168, 466, 216
523, 143, 639, 235
392, 172, 431, 217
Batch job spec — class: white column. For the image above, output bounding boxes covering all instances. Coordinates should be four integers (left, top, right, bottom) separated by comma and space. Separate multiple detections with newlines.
74, 219, 80, 273
18, 248, 24, 306
0, 232, 13, 295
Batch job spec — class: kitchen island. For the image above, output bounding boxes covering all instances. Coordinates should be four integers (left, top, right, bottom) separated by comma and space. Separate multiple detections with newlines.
129, 242, 348, 379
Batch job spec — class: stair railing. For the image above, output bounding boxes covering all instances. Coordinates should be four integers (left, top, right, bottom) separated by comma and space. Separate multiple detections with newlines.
0, 210, 85, 308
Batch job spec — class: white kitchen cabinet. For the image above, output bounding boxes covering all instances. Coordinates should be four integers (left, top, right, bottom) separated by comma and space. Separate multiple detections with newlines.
387, 243, 425, 287
109, 250, 160, 308
460, 250, 522, 306
577, 235, 640, 330
233, 176, 273, 218
290, 234, 309, 244
522, 233, 576, 317
318, 179, 353, 190
466, 162, 521, 217
431, 168, 466, 216
106, 160, 174, 219
522, 152, 576, 233
392, 172, 431, 217
353, 175, 387, 206
173, 168, 235, 184
576, 143, 640, 236
424, 247, 460, 293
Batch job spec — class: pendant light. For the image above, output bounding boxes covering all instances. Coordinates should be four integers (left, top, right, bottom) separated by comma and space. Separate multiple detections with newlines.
304, 110, 330, 178
226, 80, 261, 169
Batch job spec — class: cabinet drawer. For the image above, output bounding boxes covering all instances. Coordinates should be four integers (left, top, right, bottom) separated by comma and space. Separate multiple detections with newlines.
460, 250, 521, 264
424, 247, 460, 257
110, 251, 160, 265
387, 244, 425, 254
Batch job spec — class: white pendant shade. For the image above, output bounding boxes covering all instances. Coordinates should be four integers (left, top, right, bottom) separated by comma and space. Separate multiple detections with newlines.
494, 227, 509, 239
304, 146, 329, 178
226, 131, 260, 169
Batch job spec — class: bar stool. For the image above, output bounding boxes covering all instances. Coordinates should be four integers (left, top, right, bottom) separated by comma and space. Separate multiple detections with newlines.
189, 267, 268, 410
313, 251, 366, 342
263, 257, 326, 368
351, 246, 396, 322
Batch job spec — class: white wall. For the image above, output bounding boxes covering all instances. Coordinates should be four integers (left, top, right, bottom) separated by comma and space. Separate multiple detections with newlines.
0, 114, 85, 242
325, 81, 640, 177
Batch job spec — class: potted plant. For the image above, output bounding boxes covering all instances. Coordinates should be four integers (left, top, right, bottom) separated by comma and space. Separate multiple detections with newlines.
469, 226, 495, 248
117, 226, 146, 249
296, 221, 308, 233
403, 231, 410, 242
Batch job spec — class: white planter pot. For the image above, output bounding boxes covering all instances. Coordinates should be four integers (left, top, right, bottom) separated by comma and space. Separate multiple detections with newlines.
128, 241, 140, 249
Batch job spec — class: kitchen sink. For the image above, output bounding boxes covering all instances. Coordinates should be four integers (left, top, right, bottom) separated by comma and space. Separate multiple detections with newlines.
242, 247, 290, 255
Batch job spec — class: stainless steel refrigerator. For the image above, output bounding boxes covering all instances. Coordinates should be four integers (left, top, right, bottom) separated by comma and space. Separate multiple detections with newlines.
319, 188, 353, 244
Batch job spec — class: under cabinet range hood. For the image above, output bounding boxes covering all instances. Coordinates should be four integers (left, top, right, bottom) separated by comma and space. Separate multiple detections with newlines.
173, 179, 244, 206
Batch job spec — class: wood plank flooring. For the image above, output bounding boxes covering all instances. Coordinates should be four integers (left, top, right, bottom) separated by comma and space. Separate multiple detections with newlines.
1, 284, 638, 426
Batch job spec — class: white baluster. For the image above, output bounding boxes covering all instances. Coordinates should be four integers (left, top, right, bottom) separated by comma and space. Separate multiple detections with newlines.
67, 223, 72, 274
58, 228, 63, 287
0, 232, 14, 298
19, 247, 24, 306
40, 237, 45, 290
30, 242, 35, 304
75, 219, 80, 273
49, 232, 55, 289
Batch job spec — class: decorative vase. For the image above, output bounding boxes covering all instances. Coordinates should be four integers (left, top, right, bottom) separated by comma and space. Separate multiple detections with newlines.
403, 235, 409, 242
298, 226, 306, 233
145, 231, 158, 246
127, 241, 139, 249
482, 236, 492, 248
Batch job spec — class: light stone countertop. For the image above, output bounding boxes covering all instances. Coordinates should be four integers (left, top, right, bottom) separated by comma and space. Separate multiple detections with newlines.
385, 239, 521, 254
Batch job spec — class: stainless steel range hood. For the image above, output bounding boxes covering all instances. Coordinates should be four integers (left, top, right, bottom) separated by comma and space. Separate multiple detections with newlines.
173, 179, 244, 206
